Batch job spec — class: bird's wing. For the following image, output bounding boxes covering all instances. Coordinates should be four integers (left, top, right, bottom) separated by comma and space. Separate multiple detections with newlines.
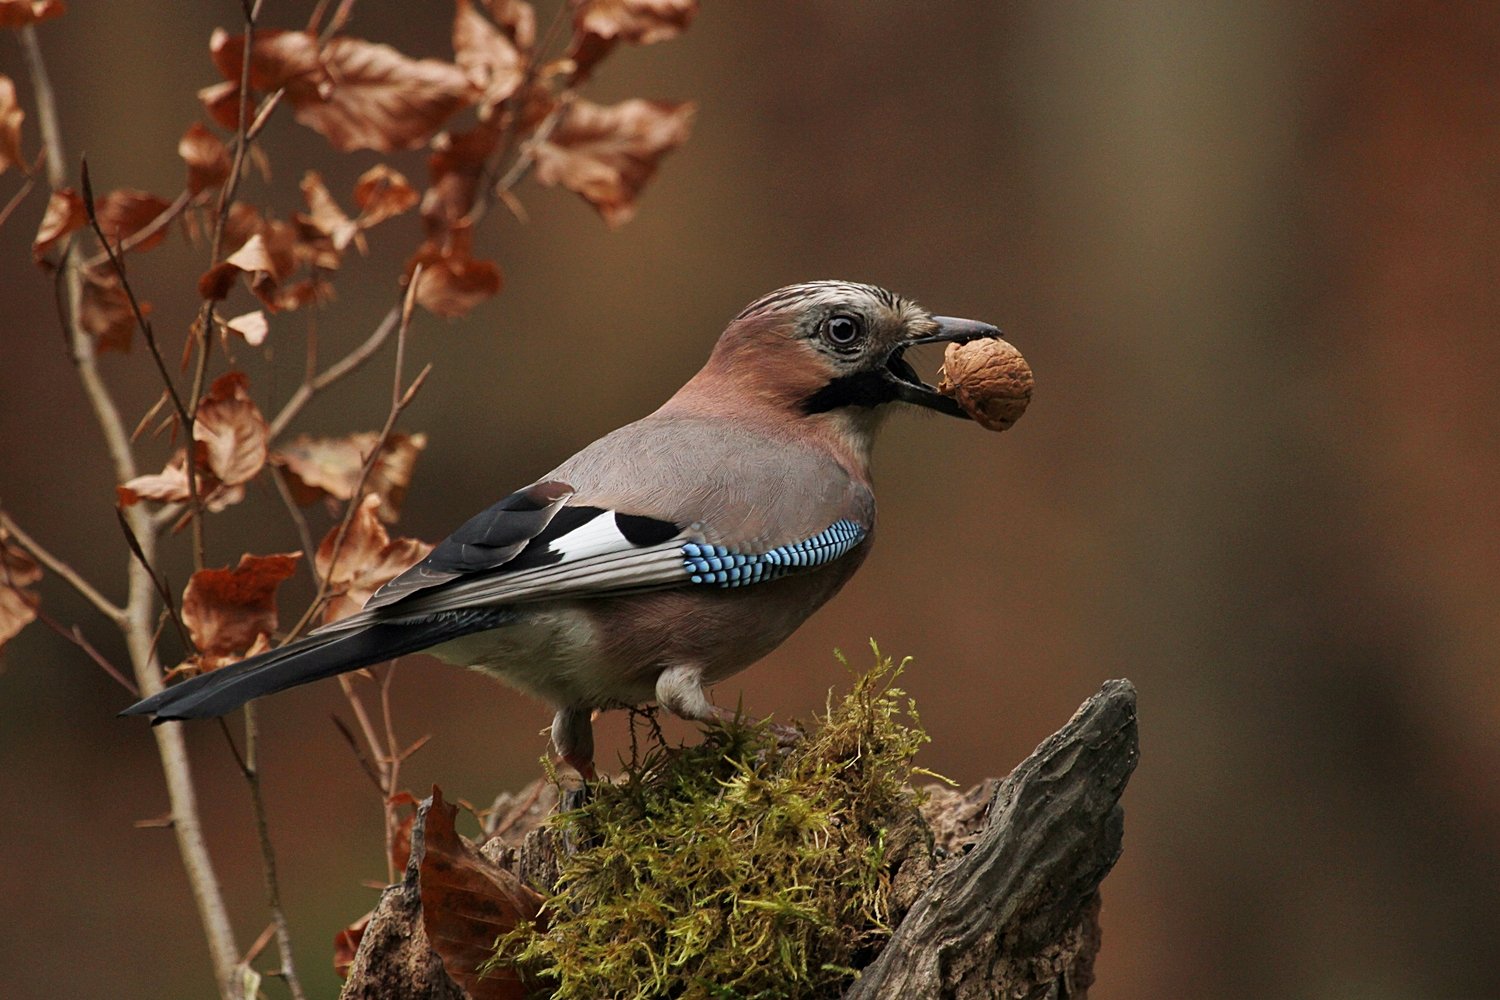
315, 415, 874, 634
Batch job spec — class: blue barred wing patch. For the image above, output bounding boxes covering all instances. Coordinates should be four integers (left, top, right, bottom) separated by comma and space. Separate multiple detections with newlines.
682, 520, 867, 588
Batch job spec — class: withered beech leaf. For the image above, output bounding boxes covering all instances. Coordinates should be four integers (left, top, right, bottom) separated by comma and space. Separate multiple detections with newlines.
406, 227, 502, 317
0, 0, 66, 30
298, 170, 360, 252
351, 164, 418, 229
532, 97, 695, 228
224, 309, 268, 346
80, 266, 145, 353
0, 74, 24, 176
570, 0, 697, 79
332, 912, 372, 980
181, 552, 301, 661
484, 0, 536, 50
453, 0, 526, 118
93, 189, 172, 252
32, 187, 85, 260
416, 787, 542, 1000
197, 80, 241, 133
213, 231, 294, 308
316, 495, 431, 623
0, 527, 42, 652
272, 431, 428, 523
179, 122, 231, 195
197, 261, 240, 302
208, 28, 477, 153
116, 450, 245, 513
194, 371, 268, 487
421, 121, 503, 235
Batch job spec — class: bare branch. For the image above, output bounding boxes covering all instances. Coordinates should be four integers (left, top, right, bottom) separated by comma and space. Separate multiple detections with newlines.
283, 295, 428, 643
29, 604, 138, 696
0, 509, 125, 625
80, 188, 193, 269
267, 303, 402, 441
241, 703, 308, 1000
80, 160, 193, 430
22, 24, 243, 999
114, 508, 193, 655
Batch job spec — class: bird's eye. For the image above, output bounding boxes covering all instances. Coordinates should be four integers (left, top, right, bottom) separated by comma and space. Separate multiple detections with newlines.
823, 315, 864, 350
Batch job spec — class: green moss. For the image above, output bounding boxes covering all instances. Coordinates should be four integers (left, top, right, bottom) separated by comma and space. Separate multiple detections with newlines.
489, 647, 933, 999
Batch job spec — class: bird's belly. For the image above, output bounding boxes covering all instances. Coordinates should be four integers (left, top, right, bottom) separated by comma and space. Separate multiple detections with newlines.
426, 606, 653, 709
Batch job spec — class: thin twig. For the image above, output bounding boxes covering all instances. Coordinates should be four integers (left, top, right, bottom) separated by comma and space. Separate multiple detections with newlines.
0, 510, 125, 624
241, 703, 308, 1000
266, 303, 401, 441
114, 508, 194, 654
21, 594, 137, 695
462, 2, 574, 229
80, 188, 193, 269
185, 0, 273, 573
331, 710, 386, 793
282, 285, 430, 643
0, 167, 39, 230
268, 469, 318, 575
80, 160, 193, 430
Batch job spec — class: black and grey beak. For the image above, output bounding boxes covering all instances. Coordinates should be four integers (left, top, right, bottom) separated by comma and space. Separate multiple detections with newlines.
884, 316, 1001, 418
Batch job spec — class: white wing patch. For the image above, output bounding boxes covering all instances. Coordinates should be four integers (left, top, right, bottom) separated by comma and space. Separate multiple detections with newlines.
315, 512, 692, 633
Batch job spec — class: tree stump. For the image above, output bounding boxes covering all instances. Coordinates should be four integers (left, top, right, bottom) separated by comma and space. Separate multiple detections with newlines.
340, 679, 1138, 999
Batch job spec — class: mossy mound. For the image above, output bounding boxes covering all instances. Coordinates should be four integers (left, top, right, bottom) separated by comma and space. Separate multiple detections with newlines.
491, 651, 935, 999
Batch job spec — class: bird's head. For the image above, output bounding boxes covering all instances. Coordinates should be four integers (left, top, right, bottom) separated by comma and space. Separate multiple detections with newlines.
673, 281, 998, 463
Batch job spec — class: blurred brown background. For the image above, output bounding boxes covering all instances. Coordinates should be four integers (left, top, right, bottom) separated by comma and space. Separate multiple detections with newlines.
3, 2, 1498, 997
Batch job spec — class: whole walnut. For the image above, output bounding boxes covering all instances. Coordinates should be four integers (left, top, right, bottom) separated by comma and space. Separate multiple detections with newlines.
936, 338, 1033, 432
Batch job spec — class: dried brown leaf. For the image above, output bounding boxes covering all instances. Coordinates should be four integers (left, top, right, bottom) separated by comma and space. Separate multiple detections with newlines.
194, 371, 268, 487
213, 229, 305, 308
406, 227, 502, 317
298, 170, 360, 252
484, 0, 536, 50
0, 75, 24, 176
316, 495, 432, 623
332, 912, 371, 980
92, 189, 171, 252
208, 28, 476, 153
116, 451, 244, 512
532, 97, 694, 227
0, 527, 41, 652
181, 552, 301, 661
453, 0, 526, 118
32, 186, 84, 260
179, 122, 231, 195
197, 261, 240, 302
272, 431, 427, 523
197, 79, 241, 133
416, 787, 541, 1000
351, 164, 418, 228
79, 266, 145, 353
570, 0, 696, 79
224, 309, 268, 346
421, 120, 503, 235
0, 0, 65, 29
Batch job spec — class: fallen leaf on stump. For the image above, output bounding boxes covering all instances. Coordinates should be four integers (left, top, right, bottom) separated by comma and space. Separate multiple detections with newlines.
417, 787, 542, 1000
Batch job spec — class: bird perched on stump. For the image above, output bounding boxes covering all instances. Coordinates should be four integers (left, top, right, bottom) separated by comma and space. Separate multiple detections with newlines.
123, 281, 1001, 779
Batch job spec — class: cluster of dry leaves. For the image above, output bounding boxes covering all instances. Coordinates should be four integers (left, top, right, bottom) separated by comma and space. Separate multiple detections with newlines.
2, 2, 698, 990
1, 0, 697, 668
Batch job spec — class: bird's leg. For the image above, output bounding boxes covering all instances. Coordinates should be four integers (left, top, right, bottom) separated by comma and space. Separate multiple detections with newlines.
655, 664, 802, 746
551, 705, 596, 781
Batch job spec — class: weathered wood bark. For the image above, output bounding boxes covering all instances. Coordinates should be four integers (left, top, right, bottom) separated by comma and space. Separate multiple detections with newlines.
844, 678, 1137, 999
340, 679, 1138, 999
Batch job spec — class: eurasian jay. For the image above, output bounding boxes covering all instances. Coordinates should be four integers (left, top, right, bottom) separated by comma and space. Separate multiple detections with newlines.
123, 280, 1000, 778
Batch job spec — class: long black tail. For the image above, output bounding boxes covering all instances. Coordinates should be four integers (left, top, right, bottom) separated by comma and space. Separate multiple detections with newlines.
120, 611, 512, 722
